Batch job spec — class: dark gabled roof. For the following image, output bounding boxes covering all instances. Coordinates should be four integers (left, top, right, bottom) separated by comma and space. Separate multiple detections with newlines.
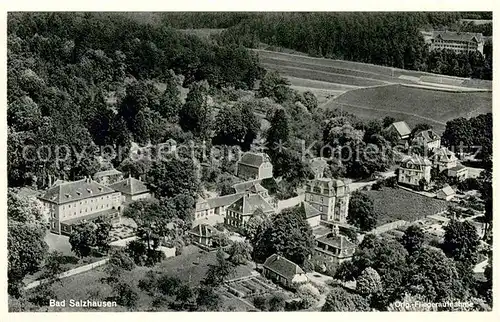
263, 254, 305, 280
448, 164, 467, 172
196, 193, 243, 212
233, 179, 265, 194
189, 224, 215, 238
401, 155, 432, 167
40, 178, 116, 205
228, 193, 274, 216
387, 121, 411, 138
109, 177, 149, 196
414, 129, 440, 143
433, 147, 457, 162
316, 234, 356, 250
302, 202, 322, 219
238, 152, 271, 168
433, 31, 483, 43
93, 169, 122, 178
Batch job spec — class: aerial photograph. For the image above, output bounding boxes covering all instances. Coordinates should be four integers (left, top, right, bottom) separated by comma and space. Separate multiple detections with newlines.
6, 12, 493, 312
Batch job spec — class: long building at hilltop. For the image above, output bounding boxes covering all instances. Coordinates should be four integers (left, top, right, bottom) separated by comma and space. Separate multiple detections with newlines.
424, 31, 484, 55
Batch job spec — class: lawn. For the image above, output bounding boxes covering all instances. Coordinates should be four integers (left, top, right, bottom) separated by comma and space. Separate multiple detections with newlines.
23, 245, 257, 312
261, 63, 387, 87
255, 49, 492, 90
329, 84, 492, 133
364, 187, 449, 226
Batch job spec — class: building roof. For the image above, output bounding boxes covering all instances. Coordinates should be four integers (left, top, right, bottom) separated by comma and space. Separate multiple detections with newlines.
388, 121, 411, 138
439, 185, 455, 197
40, 178, 116, 205
196, 193, 243, 212
401, 155, 432, 167
316, 233, 356, 251
433, 31, 483, 43
93, 169, 123, 178
263, 254, 305, 280
302, 202, 322, 219
109, 177, 149, 196
309, 177, 347, 188
310, 158, 328, 178
233, 179, 266, 194
228, 193, 274, 216
414, 129, 440, 143
448, 164, 467, 172
433, 147, 457, 162
238, 152, 271, 168
189, 224, 215, 238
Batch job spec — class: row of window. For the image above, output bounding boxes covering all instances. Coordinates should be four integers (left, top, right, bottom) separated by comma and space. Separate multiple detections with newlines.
62, 195, 111, 210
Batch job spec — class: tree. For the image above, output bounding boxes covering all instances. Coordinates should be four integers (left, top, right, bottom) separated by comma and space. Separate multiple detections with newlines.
179, 81, 212, 138
113, 282, 139, 309
227, 241, 253, 265
356, 267, 382, 296
69, 222, 96, 258
382, 116, 395, 128
347, 191, 378, 232
8, 222, 48, 297
196, 285, 221, 311
258, 70, 293, 103
442, 219, 480, 266
213, 102, 259, 150
300, 91, 318, 112
253, 206, 315, 266
203, 249, 235, 287
158, 71, 182, 121
401, 225, 425, 254
253, 295, 268, 311
108, 249, 135, 271
266, 108, 290, 152
147, 158, 199, 199
244, 209, 269, 241
296, 283, 321, 308
268, 294, 286, 311
42, 251, 65, 284
405, 247, 464, 302
321, 287, 369, 311
349, 234, 409, 309
410, 123, 432, 139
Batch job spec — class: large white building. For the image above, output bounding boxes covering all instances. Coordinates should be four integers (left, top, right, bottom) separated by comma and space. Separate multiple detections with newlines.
304, 178, 350, 223
428, 31, 484, 55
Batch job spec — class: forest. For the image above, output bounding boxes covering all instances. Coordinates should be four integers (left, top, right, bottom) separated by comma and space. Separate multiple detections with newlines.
213, 12, 493, 80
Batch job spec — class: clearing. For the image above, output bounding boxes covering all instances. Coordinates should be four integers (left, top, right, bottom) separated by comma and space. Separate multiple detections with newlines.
364, 187, 449, 226
329, 84, 492, 133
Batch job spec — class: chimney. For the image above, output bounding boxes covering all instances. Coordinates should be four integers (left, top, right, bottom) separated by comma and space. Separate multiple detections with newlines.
276, 254, 281, 261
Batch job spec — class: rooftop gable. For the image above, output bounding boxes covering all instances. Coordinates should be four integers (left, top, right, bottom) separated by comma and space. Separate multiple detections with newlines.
263, 254, 305, 280
40, 178, 115, 204
109, 177, 149, 196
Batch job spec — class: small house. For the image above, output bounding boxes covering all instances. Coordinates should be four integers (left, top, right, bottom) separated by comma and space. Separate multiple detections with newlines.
262, 254, 308, 288
386, 121, 412, 141
236, 152, 273, 180
109, 176, 151, 204
189, 224, 215, 246
436, 185, 456, 201
412, 129, 441, 150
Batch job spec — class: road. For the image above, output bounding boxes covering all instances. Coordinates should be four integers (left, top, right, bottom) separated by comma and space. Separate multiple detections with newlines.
349, 170, 396, 192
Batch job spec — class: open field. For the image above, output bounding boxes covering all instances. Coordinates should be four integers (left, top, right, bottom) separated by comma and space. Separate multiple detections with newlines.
329, 84, 492, 133
364, 187, 449, 226
256, 49, 492, 90
24, 245, 256, 311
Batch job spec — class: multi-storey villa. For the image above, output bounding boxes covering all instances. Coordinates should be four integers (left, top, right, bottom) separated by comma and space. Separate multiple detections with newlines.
39, 178, 122, 235
304, 177, 350, 223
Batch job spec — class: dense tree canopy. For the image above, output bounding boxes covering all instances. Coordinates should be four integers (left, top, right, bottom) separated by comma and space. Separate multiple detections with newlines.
253, 206, 315, 266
